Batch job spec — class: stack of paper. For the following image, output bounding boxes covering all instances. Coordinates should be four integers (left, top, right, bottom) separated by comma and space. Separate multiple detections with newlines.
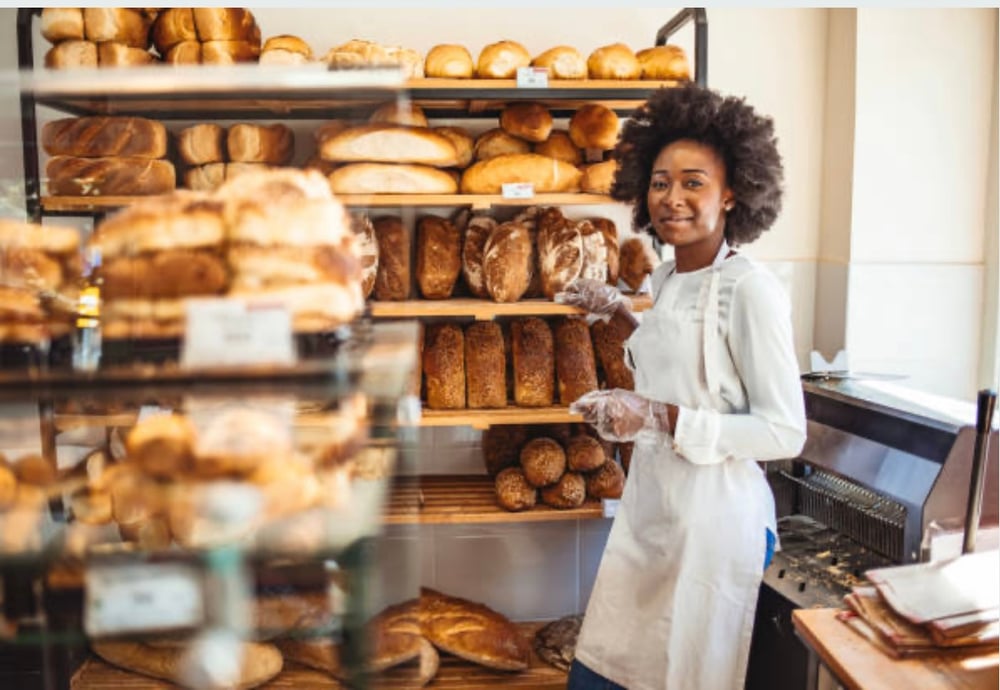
836, 550, 999, 659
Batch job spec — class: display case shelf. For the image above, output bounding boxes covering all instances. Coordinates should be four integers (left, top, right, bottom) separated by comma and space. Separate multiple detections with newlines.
370, 294, 651, 321
420, 406, 582, 430
385, 474, 605, 525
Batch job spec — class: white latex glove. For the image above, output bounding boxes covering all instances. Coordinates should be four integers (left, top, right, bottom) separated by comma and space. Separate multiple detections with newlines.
553, 278, 630, 323
569, 389, 671, 442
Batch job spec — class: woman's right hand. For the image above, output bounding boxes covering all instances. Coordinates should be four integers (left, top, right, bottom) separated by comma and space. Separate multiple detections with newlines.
554, 278, 629, 322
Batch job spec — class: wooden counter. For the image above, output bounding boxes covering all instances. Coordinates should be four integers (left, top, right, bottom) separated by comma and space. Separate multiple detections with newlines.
792, 608, 999, 690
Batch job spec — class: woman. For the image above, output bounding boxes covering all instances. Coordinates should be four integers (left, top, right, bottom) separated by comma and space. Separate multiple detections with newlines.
557, 84, 807, 689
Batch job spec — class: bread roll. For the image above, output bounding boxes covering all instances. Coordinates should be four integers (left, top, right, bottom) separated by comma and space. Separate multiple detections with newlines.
192, 8, 261, 43
566, 434, 607, 472
460, 153, 582, 194
581, 159, 618, 194
461, 214, 495, 299
591, 317, 634, 391
423, 323, 465, 409
152, 8, 196, 53
44, 40, 97, 69
178, 123, 225, 166
587, 460, 625, 499
260, 34, 313, 63
619, 236, 657, 291
495, 467, 537, 511
41, 8, 83, 43
519, 437, 566, 487
324, 39, 424, 78
328, 163, 458, 194
482, 221, 532, 303
42, 117, 167, 159
369, 102, 428, 128
537, 207, 583, 300
425, 44, 474, 78
587, 43, 641, 79
482, 425, 529, 477
554, 317, 598, 404
510, 317, 554, 407
500, 102, 553, 144
201, 40, 261, 65
416, 216, 461, 299
465, 322, 506, 408
569, 104, 621, 152
577, 219, 609, 282
126, 414, 195, 478
533, 130, 581, 166
477, 40, 530, 78
83, 8, 152, 48
164, 40, 201, 65
590, 217, 620, 285
433, 126, 474, 169
473, 128, 532, 162
227, 124, 294, 165
92, 640, 283, 688
372, 216, 410, 300
320, 124, 458, 167
46, 156, 175, 196
531, 46, 587, 80
636, 45, 691, 81
541, 471, 586, 509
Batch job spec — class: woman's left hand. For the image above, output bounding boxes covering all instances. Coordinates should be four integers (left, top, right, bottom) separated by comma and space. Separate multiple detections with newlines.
570, 389, 671, 442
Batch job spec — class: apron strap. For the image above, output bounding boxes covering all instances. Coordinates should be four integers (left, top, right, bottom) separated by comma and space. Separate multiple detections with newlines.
702, 240, 730, 402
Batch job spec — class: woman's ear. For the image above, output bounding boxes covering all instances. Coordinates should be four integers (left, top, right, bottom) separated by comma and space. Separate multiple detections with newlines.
722, 190, 735, 212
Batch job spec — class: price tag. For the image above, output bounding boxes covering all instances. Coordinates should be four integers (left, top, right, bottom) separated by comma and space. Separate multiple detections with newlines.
85, 562, 204, 636
501, 182, 535, 199
602, 498, 621, 518
137, 405, 172, 423
516, 66, 549, 88
181, 297, 294, 369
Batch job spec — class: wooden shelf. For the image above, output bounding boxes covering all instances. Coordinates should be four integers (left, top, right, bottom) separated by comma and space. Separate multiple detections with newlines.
420, 406, 581, 429
385, 474, 605, 525
370, 294, 651, 321
70, 623, 566, 689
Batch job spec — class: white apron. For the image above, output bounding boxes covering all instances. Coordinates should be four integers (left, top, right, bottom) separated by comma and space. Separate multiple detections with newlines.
574, 242, 795, 690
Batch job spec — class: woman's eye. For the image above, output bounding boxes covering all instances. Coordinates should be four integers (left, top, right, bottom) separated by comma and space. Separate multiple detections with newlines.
650, 180, 668, 191
684, 179, 703, 189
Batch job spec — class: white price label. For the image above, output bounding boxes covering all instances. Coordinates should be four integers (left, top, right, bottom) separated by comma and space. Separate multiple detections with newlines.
181, 298, 294, 369
501, 182, 535, 199
85, 562, 204, 636
137, 405, 172, 423
602, 498, 621, 518
516, 66, 549, 88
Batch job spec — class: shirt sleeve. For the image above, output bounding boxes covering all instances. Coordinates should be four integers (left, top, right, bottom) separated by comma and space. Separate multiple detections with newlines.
672, 268, 807, 465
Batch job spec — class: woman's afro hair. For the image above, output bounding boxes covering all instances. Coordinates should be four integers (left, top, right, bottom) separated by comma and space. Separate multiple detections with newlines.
610, 83, 784, 246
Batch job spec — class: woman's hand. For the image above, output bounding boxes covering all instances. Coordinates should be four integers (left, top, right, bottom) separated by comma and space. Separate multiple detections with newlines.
569, 389, 673, 442
554, 278, 629, 322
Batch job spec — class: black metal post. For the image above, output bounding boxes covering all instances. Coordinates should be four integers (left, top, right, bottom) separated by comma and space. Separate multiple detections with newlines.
962, 389, 997, 553
17, 9, 41, 223
655, 7, 708, 87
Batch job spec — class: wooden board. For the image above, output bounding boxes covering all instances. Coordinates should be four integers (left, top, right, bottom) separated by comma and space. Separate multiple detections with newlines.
371, 295, 651, 321
71, 623, 567, 689
792, 608, 999, 690
420, 406, 582, 429
385, 474, 605, 525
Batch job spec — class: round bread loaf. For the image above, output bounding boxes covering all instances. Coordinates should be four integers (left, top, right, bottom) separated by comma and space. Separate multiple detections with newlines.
533, 130, 581, 166
13, 455, 57, 487
581, 159, 618, 194
636, 45, 690, 81
425, 44, 474, 78
482, 425, 529, 477
520, 437, 566, 488
531, 46, 586, 79
495, 467, 537, 511
619, 236, 657, 292
500, 103, 553, 144
566, 434, 606, 472
434, 126, 474, 168
477, 40, 530, 78
473, 128, 531, 162
586, 460, 625, 499
541, 472, 586, 509
569, 104, 620, 152
369, 102, 428, 128
587, 43, 641, 80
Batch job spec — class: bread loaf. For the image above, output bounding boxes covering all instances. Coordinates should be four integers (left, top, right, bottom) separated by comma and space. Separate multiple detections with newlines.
537, 207, 583, 300
581, 160, 618, 194
569, 104, 621, 152
227, 124, 294, 164
510, 317, 554, 407
500, 102, 553, 144
201, 40, 261, 65
589, 217, 620, 285
566, 434, 606, 472
495, 467, 537, 511
619, 442, 633, 475
46, 156, 175, 196
460, 215, 495, 299
320, 124, 458, 167
164, 40, 201, 65
541, 471, 586, 509
636, 45, 691, 81
465, 322, 506, 408
586, 460, 625, 499
152, 8, 196, 53
482, 424, 529, 477
520, 437, 566, 487
324, 39, 423, 79
92, 640, 283, 688
372, 216, 410, 300
41, 8, 83, 43
416, 216, 461, 299
192, 8, 261, 43
275, 639, 341, 677
591, 317, 634, 390
369, 102, 428, 128
42, 117, 167, 159
477, 40, 530, 78
460, 153, 582, 194
351, 214, 379, 299
531, 46, 587, 79
587, 43, 641, 79
554, 317, 598, 404
44, 41, 97, 69
328, 163, 458, 195
83, 8, 152, 48
260, 34, 313, 64
433, 126, 474, 168
98, 42, 156, 67
533, 130, 581, 166
178, 124, 224, 166
425, 44, 474, 78
482, 221, 532, 302
619, 236, 657, 291
577, 219, 609, 282
423, 323, 465, 409
473, 128, 532, 162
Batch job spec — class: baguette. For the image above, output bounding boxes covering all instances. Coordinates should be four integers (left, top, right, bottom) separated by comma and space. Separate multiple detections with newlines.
328, 163, 457, 194
319, 124, 459, 167
227, 124, 294, 165
460, 153, 582, 194
42, 117, 167, 159
46, 156, 175, 196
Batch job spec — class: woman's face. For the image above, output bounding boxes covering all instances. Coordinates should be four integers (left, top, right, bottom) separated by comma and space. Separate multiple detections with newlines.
646, 139, 733, 251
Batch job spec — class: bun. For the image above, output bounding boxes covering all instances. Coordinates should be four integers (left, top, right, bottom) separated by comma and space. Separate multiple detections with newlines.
152, 9, 196, 54
328, 163, 458, 194
464, 322, 506, 408
97, 42, 156, 67
42, 117, 167, 159
44, 41, 97, 69
533, 130, 581, 165
372, 216, 410, 300
531, 46, 587, 79
566, 434, 607, 472
416, 215, 461, 299
482, 221, 532, 302
510, 317, 555, 407
587, 43, 641, 80
423, 323, 465, 409
324, 39, 423, 79
541, 471, 586, 509
200, 40, 261, 65
473, 128, 531, 162
433, 126, 474, 168
495, 467, 537, 511
83, 8, 152, 48
226, 124, 294, 164
619, 237, 657, 291
554, 317, 598, 404
460, 215, 495, 298
460, 153, 582, 194
192, 8, 261, 43
519, 437, 566, 488
499, 102, 553, 144
581, 160, 618, 194
41, 9, 84, 43
477, 40, 530, 78
178, 124, 225, 166
320, 124, 458, 167
125, 414, 195, 478
425, 44, 474, 78
586, 460, 625, 499
46, 156, 175, 196
636, 45, 691, 81
369, 102, 428, 128
164, 40, 201, 65
569, 104, 621, 152
261, 34, 313, 63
